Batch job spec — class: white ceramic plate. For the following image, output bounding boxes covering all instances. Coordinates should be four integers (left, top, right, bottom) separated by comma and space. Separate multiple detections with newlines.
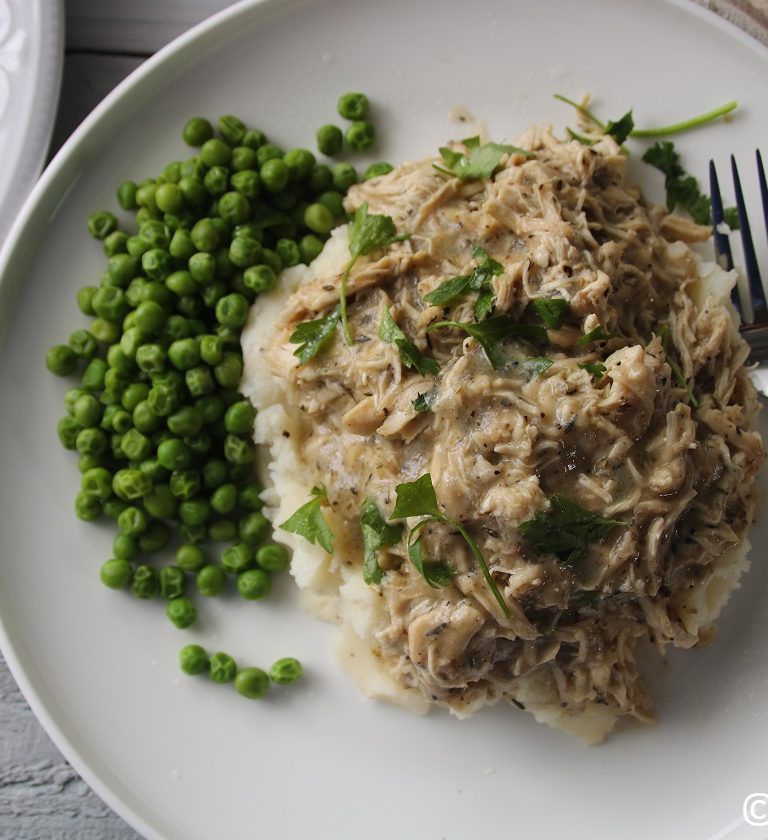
1, 1, 767, 838
0, 0, 63, 245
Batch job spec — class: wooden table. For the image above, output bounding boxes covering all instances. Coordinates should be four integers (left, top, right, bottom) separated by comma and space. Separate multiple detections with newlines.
0, 0, 765, 837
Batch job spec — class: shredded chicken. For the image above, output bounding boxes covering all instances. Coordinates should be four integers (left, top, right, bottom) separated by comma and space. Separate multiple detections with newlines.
254, 127, 764, 734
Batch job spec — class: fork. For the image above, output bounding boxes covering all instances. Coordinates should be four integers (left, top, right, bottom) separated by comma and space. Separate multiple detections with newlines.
709, 150, 768, 394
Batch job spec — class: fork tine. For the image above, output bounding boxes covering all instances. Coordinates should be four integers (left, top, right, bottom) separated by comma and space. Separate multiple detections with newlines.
731, 154, 768, 323
757, 149, 768, 245
710, 160, 734, 271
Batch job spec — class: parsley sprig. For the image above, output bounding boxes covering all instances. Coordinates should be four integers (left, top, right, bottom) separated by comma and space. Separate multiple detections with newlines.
379, 306, 439, 376
289, 306, 341, 364
390, 474, 510, 619
531, 297, 569, 329
428, 316, 547, 369
577, 324, 615, 346
423, 246, 503, 320
360, 498, 403, 585
578, 362, 607, 380
434, 136, 533, 181
519, 495, 623, 566
279, 486, 335, 553
340, 203, 403, 344
412, 390, 437, 413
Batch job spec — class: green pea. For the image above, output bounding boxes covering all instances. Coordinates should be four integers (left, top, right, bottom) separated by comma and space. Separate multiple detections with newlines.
166, 598, 196, 629
120, 383, 148, 413
299, 234, 324, 263
242, 264, 276, 294
269, 657, 303, 685
337, 91, 369, 120
166, 469, 199, 501
88, 210, 118, 240
139, 520, 172, 552
283, 148, 315, 182
346, 121, 376, 152
190, 219, 220, 253
118, 505, 147, 536
200, 458, 227, 490
213, 248, 235, 280
119, 430, 150, 462
112, 468, 152, 500
185, 366, 215, 397
235, 667, 269, 699
135, 182, 159, 212
229, 236, 262, 268
242, 128, 267, 150
221, 402, 253, 436
217, 191, 250, 226
159, 565, 186, 600
112, 532, 138, 562
196, 564, 226, 597
155, 182, 184, 214
215, 293, 249, 329
139, 457, 169, 484
147, 386, 179, 417
78, 454, 105, 474
56, 416, 79, 450
224, 434, 255, 465
131, 564, 158, 598
79, 467, 112, 501
204, 165, 229, 196
117, 180, 138, 210
331, 162, 357, 191
218, 114, 246, 145
163, 315, 193, 343
139, 219, 170, 249
75, 491, 101, 521
132, 401, 161, 434
179, 644, 208, 675
236, 568, 271, 600
155, 438, 190, 471
75, 285, 97, 315
256, 544, 289, 573
316, 123, 343, 156
256, 143, 283, 166
142, 248, 173, 281
177, 295, 204, 319
230, 169, 260, 199
209, 651, 237, 683
46, 345, 78, 376
110, 409, 132, 434
178, 176, 208, 211
180, 157, 206, 179
103, 498, 128, 520
105, 253, 137, 287
81, 357, 109, 391
176, 544, 206, 572
103, 230, 129, 258
208, 519, 237, 542
165, 270, 197, 296
91, 318, 121, 345
168, 406, 203, 437
260, 158, 289, 193
126, 234, 151, 258
179, 497, 211, 526
180, 522, 207, 545
231, 146, 257, 172
75, 427, 108, 458
239, 511, 270, 545
214, 354, 243, 390
136, 343, 167, 374
183, 117, 213, 147
73, 394, 103, 428
275, 238, 301, 268
200, 137, 231, 168
238, 483, 264, 511
304, 203, 334, 235
100, 558, 133, 590
169, 228, 196, 260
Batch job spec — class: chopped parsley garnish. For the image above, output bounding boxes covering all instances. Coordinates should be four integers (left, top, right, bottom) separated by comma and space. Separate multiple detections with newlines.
603, 110, 635, 144
578, 362, 607, 379
428, 316, 547, 369
289, 306, 341, 364
390, 474, 510, 618
412, 390, 437, 413
659, 324, 698, 409
279, 486, 334, 553
642, 141, 739, 228
531, 297, 569, 329
519, 495, 624, 566
423, 246, 503, 320
577, 324, 615, 346
379, 306, 439, 376
434, 136, 533, 181
520, 357, 554, 378
360, 497, 403, 585
340, 203, 402, 344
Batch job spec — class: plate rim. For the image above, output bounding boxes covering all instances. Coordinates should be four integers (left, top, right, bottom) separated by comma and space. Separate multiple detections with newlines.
0, 0, 767, 837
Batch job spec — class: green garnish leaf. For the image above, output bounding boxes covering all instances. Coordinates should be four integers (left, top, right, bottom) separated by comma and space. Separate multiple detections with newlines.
723, 207, 740, 229
340, 203, 402, 344
360, 497, 403, 585
434, 138, 533, 181
577, 324, 615, 346
391, 473, 440, 519
408, 533, 456, 588
604, 110, 634, 144
566, 127, 596, 146
578, 362, 607, 379
531, 297, 569, 329
474, 289, 496, 321
379, 306, 439, 377
520, 357, 554, 378
423, 274, 472, 306
289, 306, 341, 364
413, 390, 437, 413
429, 316, 547, 369
519, 495, 624, 566
279, 486, 334, 553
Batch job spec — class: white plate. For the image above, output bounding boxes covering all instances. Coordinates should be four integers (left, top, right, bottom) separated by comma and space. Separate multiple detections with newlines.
1, 1, 767, 838
0, 0, 63, 245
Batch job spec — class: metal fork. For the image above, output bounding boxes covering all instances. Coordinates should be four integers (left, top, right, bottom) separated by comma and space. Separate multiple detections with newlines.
709, 151, 768, 394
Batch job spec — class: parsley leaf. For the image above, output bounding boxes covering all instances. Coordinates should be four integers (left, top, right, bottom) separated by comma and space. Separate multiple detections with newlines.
391, 473, 440, 519
423, 246, 503, 319
434, 137, 533, 181
429, 316, 547, 369
519, 495, 624, 566
289, 306, 341, 364
474, 289, 495, 321
642, 141, 739, 228
340, 203, 401, 344
604, 110, 634, 144
520, 357, 554, 378
412, 390, 437, 413
422, 274, 472, 306
379, 306, 439, 377
360, 497, 403, 585
279, 486, 334, 554
577, 324, 615, 346
531, 297, 569, 329
578, 362, 607, 379
391, 474, 510, 618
